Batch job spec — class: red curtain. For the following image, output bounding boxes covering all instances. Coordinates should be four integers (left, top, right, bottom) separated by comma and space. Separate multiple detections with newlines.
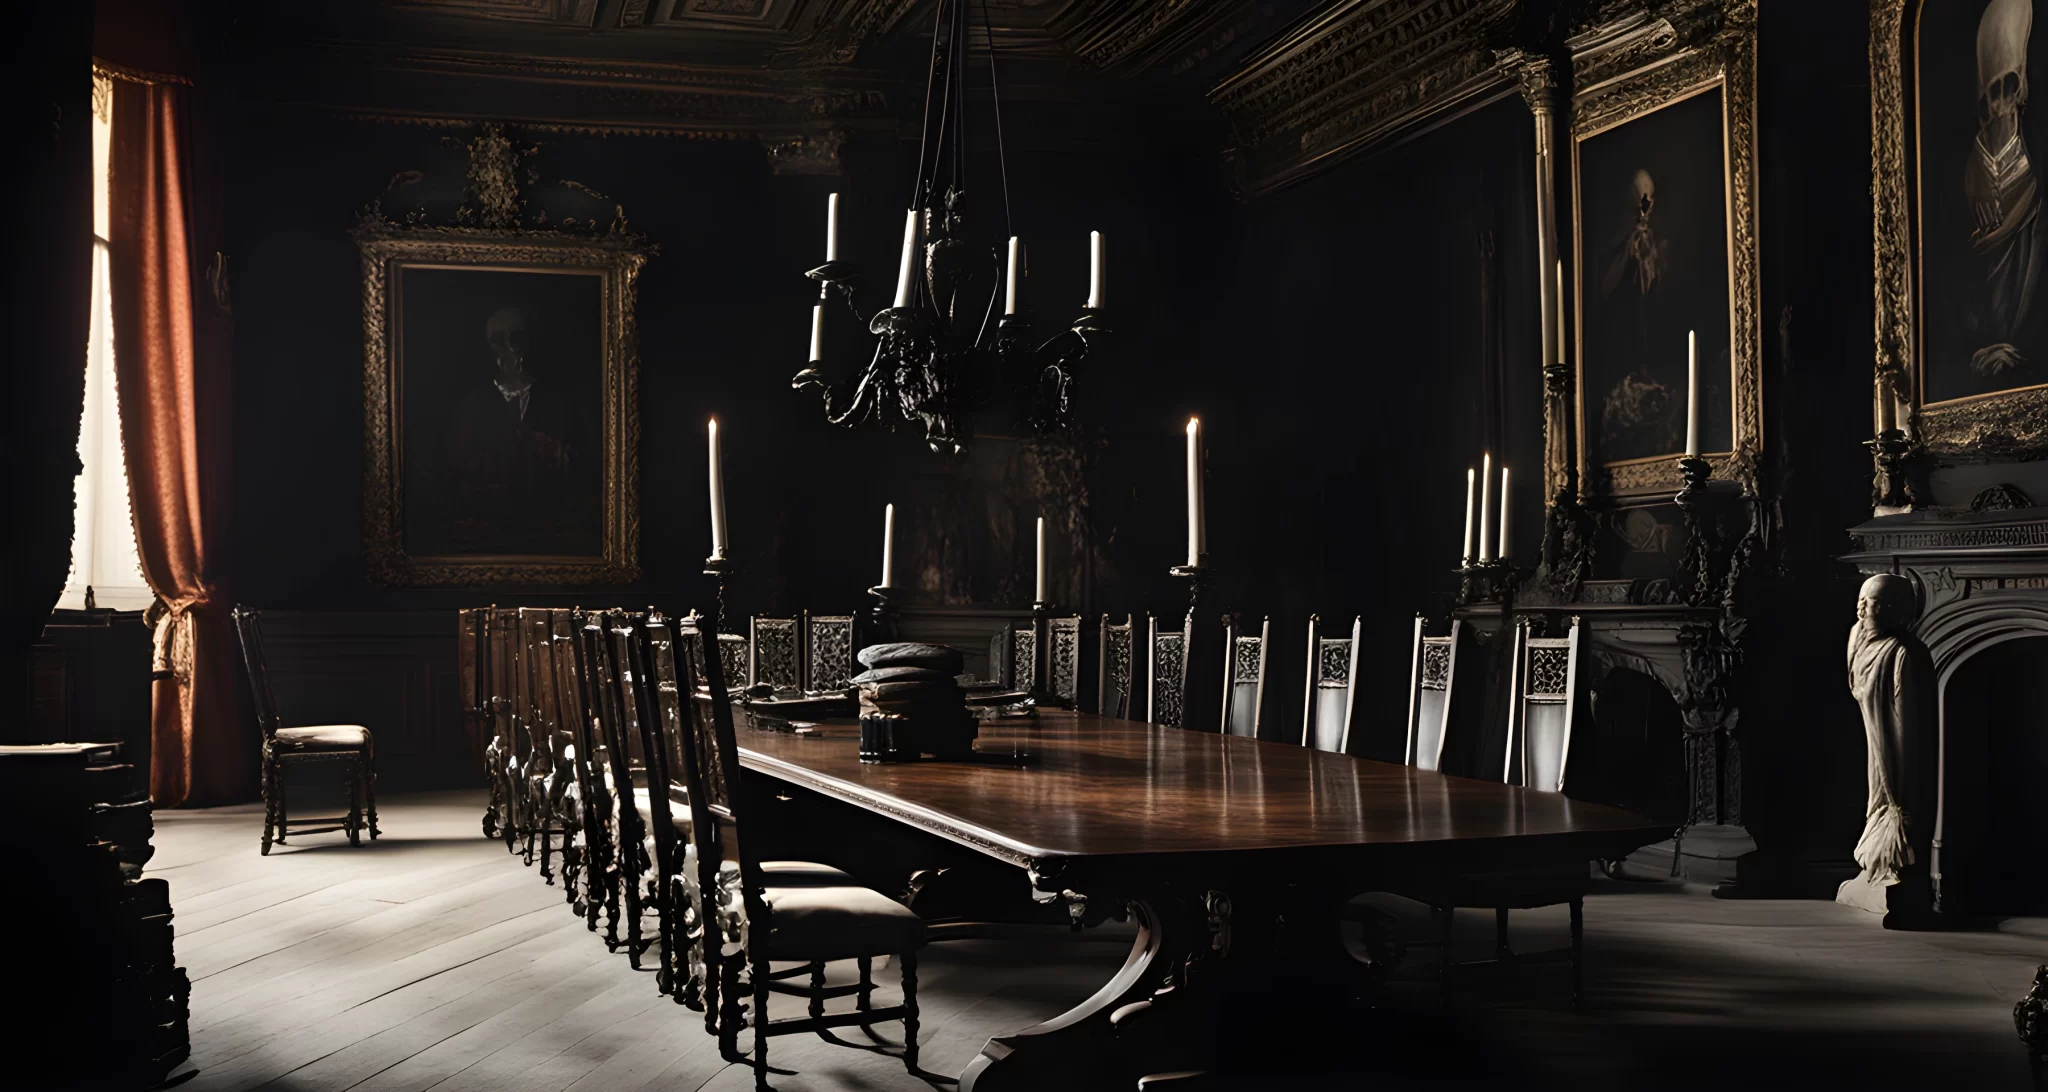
108, 73, 243, 807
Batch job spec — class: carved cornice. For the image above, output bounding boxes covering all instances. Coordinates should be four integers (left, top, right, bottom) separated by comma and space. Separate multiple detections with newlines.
1060, 0, 1268, 75
1209, 0, 1522, 198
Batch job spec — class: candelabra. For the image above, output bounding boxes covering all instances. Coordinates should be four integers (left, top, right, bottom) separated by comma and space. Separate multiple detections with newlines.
1674, 456, 1715, 607
1865, 427, 1917, 512
1457, 557, 1518, 607
865, 584, 900, 648
1169, 559, 1207, 727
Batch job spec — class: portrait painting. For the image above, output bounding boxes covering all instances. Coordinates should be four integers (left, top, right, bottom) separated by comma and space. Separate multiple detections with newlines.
1914, 0, 2048, 406
1575, 84, 1735, 469
359, 225, 646, 585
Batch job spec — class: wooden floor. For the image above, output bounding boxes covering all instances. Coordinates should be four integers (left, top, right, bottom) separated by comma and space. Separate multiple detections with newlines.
153, 791, 2043, 1091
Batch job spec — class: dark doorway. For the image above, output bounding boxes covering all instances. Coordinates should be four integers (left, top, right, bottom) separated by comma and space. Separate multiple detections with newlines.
1939, 635, 2048, 917
1571, 666, 1688, 824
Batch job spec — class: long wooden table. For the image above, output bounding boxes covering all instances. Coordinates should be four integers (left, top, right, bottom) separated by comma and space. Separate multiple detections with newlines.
738, 710, 1670, 1088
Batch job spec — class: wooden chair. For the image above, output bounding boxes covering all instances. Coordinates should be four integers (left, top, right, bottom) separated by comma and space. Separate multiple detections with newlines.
1404, 615, 1466, 771
1396, 616, 1590, 1009
1146, 613, 1189, 728
1001, 615, 1081, 701
715, 632, 749, 695
749, 616, 801, 690
233, 606, 379, 855
458, 608, 491, 835
523, 608, 584, 887
1219, 614, 1269, 738
557, 608, 613, 933
1098, 614, 1136, 718
804, 612, 856, 693
580, 609, 651, 960
482, 606, 520, 852
669, 610, 925, 1089
1300, 615, 1362, 754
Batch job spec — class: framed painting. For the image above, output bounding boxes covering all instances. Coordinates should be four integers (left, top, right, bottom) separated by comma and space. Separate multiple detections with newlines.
1874, 0, 2048, 457
357, 221, 648, 584
1568, 3, 1761, 497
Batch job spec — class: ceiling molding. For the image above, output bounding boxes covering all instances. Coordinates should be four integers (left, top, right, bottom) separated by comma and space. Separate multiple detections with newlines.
1209, 0, 1525, 197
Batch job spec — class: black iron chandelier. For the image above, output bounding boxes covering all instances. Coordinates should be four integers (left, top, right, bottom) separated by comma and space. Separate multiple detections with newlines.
791, 0, 1108, 455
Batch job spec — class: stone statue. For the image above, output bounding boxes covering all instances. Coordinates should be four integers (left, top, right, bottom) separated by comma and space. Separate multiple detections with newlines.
1837, 573, 1935, 919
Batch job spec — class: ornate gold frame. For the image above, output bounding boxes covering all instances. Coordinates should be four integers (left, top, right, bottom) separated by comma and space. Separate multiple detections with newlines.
1871, 0, 2048, 459
357, 219, 647, 585
1564, 1, 1761, 498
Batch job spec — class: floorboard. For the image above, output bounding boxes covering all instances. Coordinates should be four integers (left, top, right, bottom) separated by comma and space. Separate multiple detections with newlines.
145, 791, 2043, 1091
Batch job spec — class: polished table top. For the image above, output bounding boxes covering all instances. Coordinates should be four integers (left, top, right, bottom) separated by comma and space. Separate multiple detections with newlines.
737, 710, 1669, 874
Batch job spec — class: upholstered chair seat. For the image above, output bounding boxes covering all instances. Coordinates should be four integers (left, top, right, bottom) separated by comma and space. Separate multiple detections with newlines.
272, 724, 373, 750
757, 883, 927, 962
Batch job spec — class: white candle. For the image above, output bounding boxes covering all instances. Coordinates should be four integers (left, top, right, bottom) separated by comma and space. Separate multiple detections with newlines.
1477, 452, 1494, 563
892, 209, 918, 309
707, 418, 728, 558
1461, 467, 1476, 563
881, 503, 895, 589
1185, 417, 1206, 567
1004, 236, 1021, 316
1498, 465, 1510, 561
1087, 230, 1105, 310
825, 192, 840, 262
807, 303, 824, 362
1877, 373, 1896, 432
1035, 517, 1047, 603
1685, 329, 1699, 457
1555, 260, 1566, 365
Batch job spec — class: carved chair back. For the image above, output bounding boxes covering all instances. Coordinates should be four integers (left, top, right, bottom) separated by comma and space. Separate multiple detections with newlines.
1301, 614, 1363, 754
581, 611, 647, 871
748, 616, 801, 690
1503, 617, 1582, 792
1404, 615, 1465, 772
1146, 613, 1189, 728
1008, 624, 1035, 691
624, 610, 692, 995
488, 607, 520, 784
1220, 614, 1270, 738
804, 612, 857, 692
714, 632, 749, 695
524, 608, 563, 787
1098, 614, 1136, 718
232, 605, 283, 745
672, 611, 766, 1001
1002, 615, 1082, 699
557, 609, 609, 918
458, 607, 488, 761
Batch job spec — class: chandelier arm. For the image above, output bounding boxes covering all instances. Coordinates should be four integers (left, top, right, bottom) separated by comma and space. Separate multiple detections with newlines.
979, 0, 1012, 240
910, 0, 950, 211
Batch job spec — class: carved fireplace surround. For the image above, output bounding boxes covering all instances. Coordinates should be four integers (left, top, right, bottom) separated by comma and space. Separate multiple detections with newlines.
1843, 505, 2048, 916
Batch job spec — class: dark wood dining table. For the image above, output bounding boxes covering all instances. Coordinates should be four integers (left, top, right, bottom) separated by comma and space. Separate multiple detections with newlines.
737, 709, 1671, 1089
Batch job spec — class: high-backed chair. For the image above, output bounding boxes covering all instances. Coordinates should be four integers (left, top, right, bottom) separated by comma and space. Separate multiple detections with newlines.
581, 610, 649, 960
669, 611, 925, 1089
715, 632, 749, 696
1147, 613, 1189, 728
1098, 614, 1136, 718
1002, 615, 1082, 701
1219, 614, 1269, 738
458, 608, 490, 831
1404, 615, 1465, 771
749, 615, 801, 690
804, 612, 857, 693
484, 606, 520, 853
1505, 617, 1583, 792
1301, 615, 1362, 754
557, 609, 611, 932
233, 606, 379, 855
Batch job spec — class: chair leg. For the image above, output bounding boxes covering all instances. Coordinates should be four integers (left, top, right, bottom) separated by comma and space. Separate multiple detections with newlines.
808, 962, 826, 1023
259, 758, 276, 855
1494, 907, 1511, 961
1437, 906, 1453, 1009
1569, 898, 1585, 1012
274, 763, 289, 845
540, 820, 555, 885
365, 752, 380, 839
900, 949, 919, 1073
345, 759, 363, 847
856, 956, 873, 1013
752, 959, 772, 1092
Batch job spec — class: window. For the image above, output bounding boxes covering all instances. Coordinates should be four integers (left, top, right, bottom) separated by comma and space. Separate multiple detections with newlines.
60, 71, 151, 612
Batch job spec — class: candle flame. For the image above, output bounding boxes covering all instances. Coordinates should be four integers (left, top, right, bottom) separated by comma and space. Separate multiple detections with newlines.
708, 417, 718, 435
1187, 417, 1199, 434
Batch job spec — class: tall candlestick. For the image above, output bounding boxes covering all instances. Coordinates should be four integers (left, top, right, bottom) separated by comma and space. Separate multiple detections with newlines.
1005, 236, 1022, 315
1087, 230, 1105, 310
1461, 467, 1476, 563
825, 192, 840, 262
1685, 329, 1699, 457
1498, 465, 1510, 561
1877, 373, 1897, 432
1477, 452, 1495, 563
707, 418, 728, 558
1555, 260, 1566, 365
892, 209, 918, 309
1035, 517, 1047, 603
881, 503, 895, 589
1185, 417, 1206, 566
807, 303, 824, 362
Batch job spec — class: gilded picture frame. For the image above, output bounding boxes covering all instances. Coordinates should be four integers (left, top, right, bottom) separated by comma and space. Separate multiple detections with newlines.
1872, 0, 2048, 459
357, 219, 647, 585
1567, 2, 1761, 498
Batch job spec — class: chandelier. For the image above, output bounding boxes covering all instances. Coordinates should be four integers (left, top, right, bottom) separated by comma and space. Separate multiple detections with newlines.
791, 0, 1108, 455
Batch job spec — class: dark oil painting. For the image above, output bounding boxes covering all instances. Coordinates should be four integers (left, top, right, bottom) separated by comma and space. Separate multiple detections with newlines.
1578, 85, 1734, 465
1916, 0, 2048, 405
398, 266, 604, 560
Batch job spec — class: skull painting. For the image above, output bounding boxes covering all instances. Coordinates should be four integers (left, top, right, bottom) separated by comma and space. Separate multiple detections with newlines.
485, 307, 533, 420
1964, 0, 2044, 378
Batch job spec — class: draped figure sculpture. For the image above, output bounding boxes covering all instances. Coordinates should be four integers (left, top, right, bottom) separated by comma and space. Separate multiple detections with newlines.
1837, 574, 1935, 920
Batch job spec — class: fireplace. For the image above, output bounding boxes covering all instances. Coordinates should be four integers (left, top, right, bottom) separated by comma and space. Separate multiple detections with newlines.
1844, 505, 2048, 917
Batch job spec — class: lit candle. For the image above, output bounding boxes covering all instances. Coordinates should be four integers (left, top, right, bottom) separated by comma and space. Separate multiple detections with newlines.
807, 303, 824, 362
825, 192, 840, 263
1498, 465, 1510, 561
1185, 417, 1206, 567
1685, 329, 1699, 457
1087, 230, 1105, 310
892, 209, 918, 309
1035, 516, 1047, 604
707, 418, 728, 559
1555, 260, 1566, 365
1005, 236, 1022, 316
1477, 452, 1494, 563
880, 503, 895, 589
1461, 467, 1476, 563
